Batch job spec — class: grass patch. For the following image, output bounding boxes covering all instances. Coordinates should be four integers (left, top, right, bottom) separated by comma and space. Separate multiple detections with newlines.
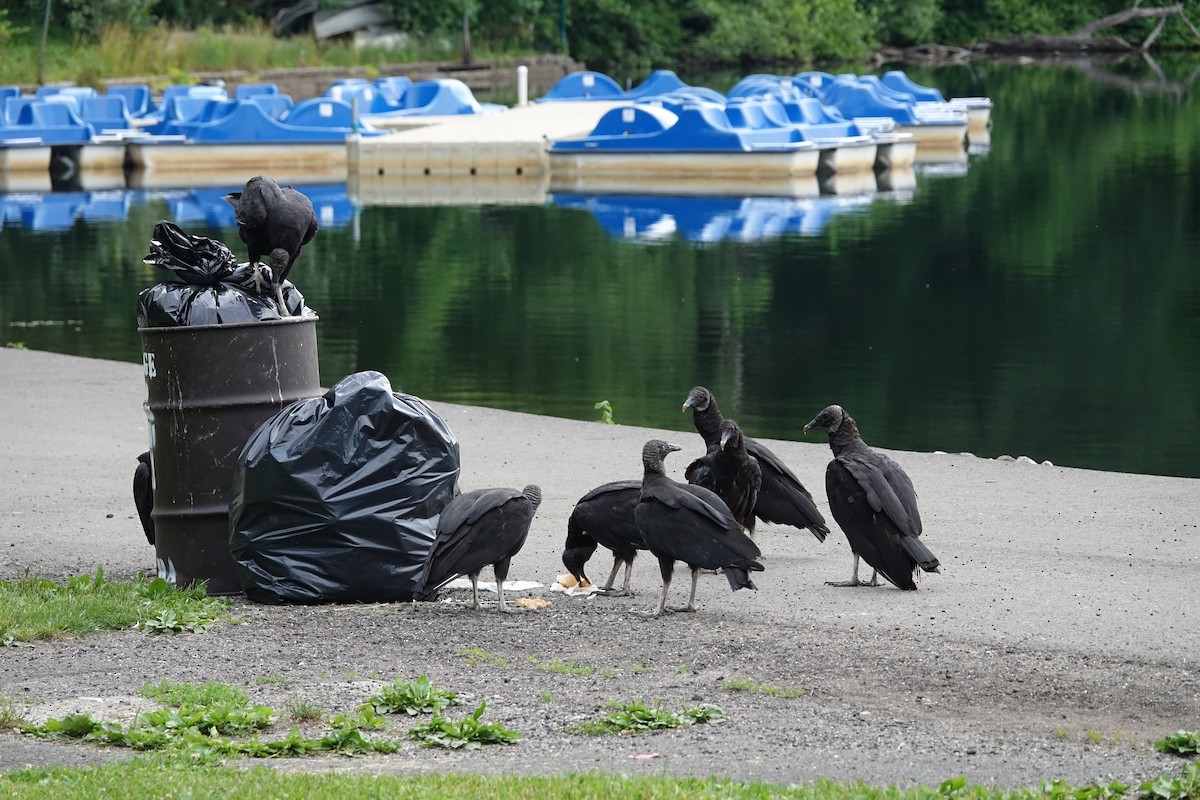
2, 761, 1200, 799
721, 677, 806, 699
1157, 729, 1200, 756
0, 568, 230, 645
458, 646, 508, 667
360, 676, 459, 717
538, 692, 555, 703
407, 702, 520, 749
254, 675, 290, 686
0, 696, 23, 729
288, 702, 323, 723
568, 701, 725, 736
20, 679, 519, 759
139, 680, 247, 708
537, 658, 593, 676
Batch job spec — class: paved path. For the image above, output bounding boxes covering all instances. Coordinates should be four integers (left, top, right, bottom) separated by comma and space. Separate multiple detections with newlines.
1, 347, 1197, 785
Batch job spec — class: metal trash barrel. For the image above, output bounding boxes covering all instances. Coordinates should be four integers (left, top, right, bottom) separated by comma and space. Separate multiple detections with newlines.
140, 316, 320, 595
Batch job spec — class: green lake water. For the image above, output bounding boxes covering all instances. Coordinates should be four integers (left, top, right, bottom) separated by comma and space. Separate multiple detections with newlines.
1, 59, 1198, 477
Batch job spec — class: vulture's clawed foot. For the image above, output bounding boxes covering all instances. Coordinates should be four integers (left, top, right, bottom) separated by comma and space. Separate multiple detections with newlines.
595, 587, 631, 598
824, 579, 875, 588
667, 604, 697, 613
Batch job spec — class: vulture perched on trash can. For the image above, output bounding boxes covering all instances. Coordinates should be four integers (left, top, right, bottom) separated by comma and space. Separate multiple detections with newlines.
562, 479, 645, 596
683, 386, 828, 543
634, 440, 763, 617
803, 404, 940, 589
417, 485, 542, 612
223, 175, 318, 315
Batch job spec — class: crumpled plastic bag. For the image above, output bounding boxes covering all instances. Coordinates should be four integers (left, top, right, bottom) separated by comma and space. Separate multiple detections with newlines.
136, 219, 312, 326
228, 371, 462, 604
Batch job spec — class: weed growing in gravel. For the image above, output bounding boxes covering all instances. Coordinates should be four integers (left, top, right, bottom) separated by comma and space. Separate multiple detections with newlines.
254, 675, 290, 685
1156, 729, 1200, 756
0, 568, 230, 644
721, 677, 805, 698
537, 659, 593, 676
568, 701, 725, 736
288, 702, 323, 722
538, 692, 555, 703
407, 702, 520, 749
1053, 726, 1070, 739
0, 696, 23, 729
458, 646, 508, 667
139, 680, 248, 708
360, 676, 459, 716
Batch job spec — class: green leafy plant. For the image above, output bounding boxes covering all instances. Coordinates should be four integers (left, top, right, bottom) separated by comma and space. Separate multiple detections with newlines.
139, 680, 247, 708
594, 399, 615, 424
569, 701, 725, 736
407, 702, 520, 749
1156, 729, 1200, 756
361, 675, 459, 716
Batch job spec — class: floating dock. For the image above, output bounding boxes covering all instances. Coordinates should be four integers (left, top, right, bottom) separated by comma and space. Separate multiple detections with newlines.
348, 101, 625, 177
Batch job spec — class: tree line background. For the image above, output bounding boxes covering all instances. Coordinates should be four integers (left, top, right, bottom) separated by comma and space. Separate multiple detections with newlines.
2, 0, 1196, 73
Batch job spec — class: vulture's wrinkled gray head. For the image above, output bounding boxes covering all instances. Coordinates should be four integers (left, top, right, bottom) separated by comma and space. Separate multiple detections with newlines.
803, 405, 847, 435
718, 419, 744, 450
641, 439, 681, 471
522, 485, 543, 509
682, 386, 713, 413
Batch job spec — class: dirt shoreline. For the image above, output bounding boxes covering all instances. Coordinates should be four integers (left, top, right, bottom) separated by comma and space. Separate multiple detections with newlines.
1, 348, 1197, 786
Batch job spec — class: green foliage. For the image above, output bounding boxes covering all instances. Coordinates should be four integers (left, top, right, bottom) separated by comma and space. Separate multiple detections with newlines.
457, 646, 509, 666
407, 702, 520, 749
1, 761, 1199, 799
594, 399, 615, 424
1156, 729, 1200, 756
0, 568, 230, 645
871, 0, 942, 46
721, 677, 806, 698
139, 680, 247, 709
537, 658, 594, 676
569, 700, 726, 735
288, 701, 324, 722
360, 675, 460, 716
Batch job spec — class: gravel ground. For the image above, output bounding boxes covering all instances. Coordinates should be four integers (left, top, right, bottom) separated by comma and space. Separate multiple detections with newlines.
1, 348, 1198, 788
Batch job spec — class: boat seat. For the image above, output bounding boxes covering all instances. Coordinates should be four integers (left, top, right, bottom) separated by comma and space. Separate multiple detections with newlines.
80, 96, 135, 132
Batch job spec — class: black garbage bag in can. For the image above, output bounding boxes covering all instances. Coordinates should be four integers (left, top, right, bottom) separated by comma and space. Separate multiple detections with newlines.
229, 371, 461, 604
137, 219, 311, 326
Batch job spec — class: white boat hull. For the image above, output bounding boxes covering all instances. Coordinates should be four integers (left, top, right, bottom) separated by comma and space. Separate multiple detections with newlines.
550, 148, 822, 183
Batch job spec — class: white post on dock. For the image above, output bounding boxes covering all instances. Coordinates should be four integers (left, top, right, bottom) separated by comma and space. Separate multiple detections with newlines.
517, 65, 529, 107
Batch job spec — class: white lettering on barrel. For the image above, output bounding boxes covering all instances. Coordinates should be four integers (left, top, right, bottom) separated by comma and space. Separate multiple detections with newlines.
143, 352, 156, 378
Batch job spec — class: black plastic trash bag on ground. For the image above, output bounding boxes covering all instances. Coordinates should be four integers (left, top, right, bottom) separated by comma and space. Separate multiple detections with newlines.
229, 371, 461, 604
137, 219, 311, 327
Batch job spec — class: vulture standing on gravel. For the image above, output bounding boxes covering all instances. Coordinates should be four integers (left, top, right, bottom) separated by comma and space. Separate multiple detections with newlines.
417, 485, 542, 612
223, 175, 318, 315
133, 450, 155, 546
684, 419, 762, 538
562, 479, 646, 596
683, 386, 828, 543
634, 439, 763, 616
803, 404, 940, 589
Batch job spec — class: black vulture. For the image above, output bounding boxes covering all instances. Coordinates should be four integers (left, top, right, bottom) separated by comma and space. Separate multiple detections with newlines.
562, 479, 645, 596
634, 440, 763, 616
685, 419, 762, 538
683, 386, 828, 543
803, 404, 940, 589
417, 485, 542, 612
222, 175, 318, 316
133, 450, 154, 546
